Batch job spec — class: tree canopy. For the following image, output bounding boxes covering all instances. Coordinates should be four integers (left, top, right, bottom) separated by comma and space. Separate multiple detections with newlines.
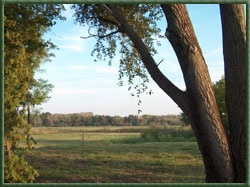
4, 4, 65, 182
72, 4, 163, 102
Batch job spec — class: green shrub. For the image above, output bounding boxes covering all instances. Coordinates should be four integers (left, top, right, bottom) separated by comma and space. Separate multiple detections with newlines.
4, 153, 39, 183
110, 126, 196, 144
140, 126, 195, 142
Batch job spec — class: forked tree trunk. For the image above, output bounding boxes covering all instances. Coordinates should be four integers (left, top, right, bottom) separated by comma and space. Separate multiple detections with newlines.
220, 4, 246, 182
161, 5, 234, 182
105, 4, 240, 182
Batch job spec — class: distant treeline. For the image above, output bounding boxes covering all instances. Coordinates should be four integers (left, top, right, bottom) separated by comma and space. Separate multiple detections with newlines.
30, 112, 185, 127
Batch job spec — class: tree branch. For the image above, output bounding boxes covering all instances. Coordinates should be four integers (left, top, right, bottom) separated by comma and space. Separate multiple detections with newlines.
157, 59, 164, 66
97, 15, 120, 28
103, 4, 188, 112
81, 5, 123, 40
81, 28, 120, 39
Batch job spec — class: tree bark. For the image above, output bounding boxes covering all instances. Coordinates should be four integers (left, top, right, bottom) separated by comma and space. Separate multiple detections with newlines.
105, 4, 236, 182
27, 103, 31, 125
220, 4, 246, 182
160, 4, 234, 182
4, 139, 11, 156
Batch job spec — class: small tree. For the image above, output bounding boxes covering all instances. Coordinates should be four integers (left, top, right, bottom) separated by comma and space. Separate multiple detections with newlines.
22, 78, 54, 125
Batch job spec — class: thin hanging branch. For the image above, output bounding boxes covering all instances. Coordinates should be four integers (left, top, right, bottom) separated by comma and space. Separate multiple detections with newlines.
103, 4, 188, 112
81, 28, 120, 39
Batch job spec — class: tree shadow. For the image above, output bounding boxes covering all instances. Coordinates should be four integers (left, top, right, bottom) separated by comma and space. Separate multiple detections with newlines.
25, 138, 204, 183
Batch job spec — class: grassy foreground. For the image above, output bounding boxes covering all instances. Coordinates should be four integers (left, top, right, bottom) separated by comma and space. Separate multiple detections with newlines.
24, 126, 205, 183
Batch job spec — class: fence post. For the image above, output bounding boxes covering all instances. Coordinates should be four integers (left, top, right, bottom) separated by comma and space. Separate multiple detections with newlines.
82, 131, 84, 147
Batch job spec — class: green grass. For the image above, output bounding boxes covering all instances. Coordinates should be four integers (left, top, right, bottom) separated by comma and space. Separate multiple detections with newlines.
31, 126, 148, 134
24, 126, 205, 183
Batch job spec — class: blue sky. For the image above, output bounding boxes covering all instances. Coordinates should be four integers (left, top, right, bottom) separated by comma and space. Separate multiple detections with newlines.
35, 4, 224, 116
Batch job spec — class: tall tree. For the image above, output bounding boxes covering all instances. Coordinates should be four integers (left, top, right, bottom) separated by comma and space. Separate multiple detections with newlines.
220, 4, 246, 182
4, 4, 65, 182
72, 4, 245, 182
23, 78, 54, 149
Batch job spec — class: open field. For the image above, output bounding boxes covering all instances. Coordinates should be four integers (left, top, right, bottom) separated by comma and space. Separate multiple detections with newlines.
24, 126, 205, 183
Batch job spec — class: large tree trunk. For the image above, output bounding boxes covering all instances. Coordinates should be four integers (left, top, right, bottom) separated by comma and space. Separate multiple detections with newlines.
161, 4, 234, 182
220, 4, 246, 183
105, 4, 235, 182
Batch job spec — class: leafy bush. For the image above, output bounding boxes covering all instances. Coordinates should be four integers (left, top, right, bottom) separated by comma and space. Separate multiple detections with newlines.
4, 153, 39, 183
140, 126, 195, 142
111, 126, 196, 144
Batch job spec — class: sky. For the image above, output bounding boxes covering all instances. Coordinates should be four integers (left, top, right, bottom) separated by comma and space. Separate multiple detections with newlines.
35, 4, 225, 116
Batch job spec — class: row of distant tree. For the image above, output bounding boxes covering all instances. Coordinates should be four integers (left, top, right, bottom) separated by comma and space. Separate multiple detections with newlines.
30, 112, 185, 127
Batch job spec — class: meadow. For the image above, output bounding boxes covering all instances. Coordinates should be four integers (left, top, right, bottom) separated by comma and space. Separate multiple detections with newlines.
24, 126, 205, 183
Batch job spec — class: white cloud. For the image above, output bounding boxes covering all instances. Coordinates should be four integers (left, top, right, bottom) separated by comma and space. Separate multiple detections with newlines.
95, 66, 118, 75
204, 47, 222, 58
59, 36, 82, 42
68, 65, 118, 74
53, 87, 94, 95
69, 65, 88, 70
58, 36, 86, 52
61, 43, 85, 52
56, 25, 90, 52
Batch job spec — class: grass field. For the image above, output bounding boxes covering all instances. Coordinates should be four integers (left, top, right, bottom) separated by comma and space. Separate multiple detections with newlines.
24, 126, 205, 183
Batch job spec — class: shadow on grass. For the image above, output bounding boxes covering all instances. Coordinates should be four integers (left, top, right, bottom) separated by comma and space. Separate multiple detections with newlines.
25, 137, 204, 183
26, 147, 204, 183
